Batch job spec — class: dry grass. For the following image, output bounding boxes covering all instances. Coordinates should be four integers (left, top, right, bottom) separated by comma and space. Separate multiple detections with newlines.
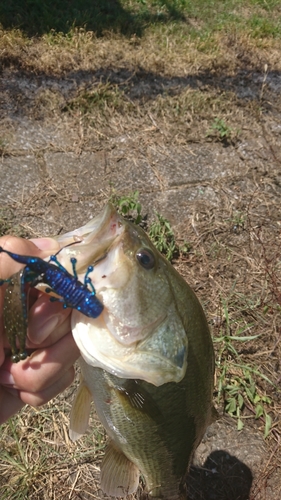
0, 378, 107, 500
1, 25, 281, 76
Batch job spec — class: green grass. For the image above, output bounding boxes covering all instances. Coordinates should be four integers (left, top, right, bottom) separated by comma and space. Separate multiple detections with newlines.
64, 83, 126, 115
250, 0, 281, 10
247, 14, 281, 37
0, 0, 280, 39
213, 297, 274, 437
207, 118, 236, 144
110, 190, 143, 225
111, 191, 190, 260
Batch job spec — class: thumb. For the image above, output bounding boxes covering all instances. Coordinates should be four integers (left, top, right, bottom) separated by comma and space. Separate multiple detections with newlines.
29, 237, 61, 256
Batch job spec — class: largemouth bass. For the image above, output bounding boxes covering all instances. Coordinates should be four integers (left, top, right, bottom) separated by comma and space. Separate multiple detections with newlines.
55, 204, 215, 500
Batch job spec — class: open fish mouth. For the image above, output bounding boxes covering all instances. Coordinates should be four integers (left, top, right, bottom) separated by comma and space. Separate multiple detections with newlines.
54, 204, 124, 274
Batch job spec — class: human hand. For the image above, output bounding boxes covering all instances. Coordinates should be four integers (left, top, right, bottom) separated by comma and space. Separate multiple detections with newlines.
0, 236, 80, 424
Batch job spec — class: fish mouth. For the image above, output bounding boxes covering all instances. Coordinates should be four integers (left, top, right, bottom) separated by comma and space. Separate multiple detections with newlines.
54, 203, 124, 274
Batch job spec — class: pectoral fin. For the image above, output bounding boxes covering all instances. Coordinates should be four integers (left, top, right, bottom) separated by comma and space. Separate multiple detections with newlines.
69, 380, 92, 442
100, 441, 139, 496
115, 380, 162, 421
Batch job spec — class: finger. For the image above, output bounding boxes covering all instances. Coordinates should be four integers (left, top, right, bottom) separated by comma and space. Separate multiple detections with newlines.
0, 366, 75, 423
17, 366, 76, 407
27, 293, 72, 345
0, 332, 80, 392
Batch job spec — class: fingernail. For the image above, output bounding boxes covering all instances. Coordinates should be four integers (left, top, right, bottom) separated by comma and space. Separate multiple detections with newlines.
0, 370, 16, 386
32, 316, 60, 344
29, 237, 60, 252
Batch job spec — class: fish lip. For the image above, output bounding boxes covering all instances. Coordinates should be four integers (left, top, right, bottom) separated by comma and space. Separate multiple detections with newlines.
53, 203, 125, 273
56, 203, 117, 245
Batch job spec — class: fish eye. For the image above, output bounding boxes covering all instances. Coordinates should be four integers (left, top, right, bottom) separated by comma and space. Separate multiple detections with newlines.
136, 248, 155, 270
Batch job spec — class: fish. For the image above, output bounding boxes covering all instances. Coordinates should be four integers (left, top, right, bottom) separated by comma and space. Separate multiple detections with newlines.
54, 203, 215, 499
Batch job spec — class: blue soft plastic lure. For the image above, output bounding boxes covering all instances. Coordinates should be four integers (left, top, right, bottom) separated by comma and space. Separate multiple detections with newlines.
0, 246, 104, 362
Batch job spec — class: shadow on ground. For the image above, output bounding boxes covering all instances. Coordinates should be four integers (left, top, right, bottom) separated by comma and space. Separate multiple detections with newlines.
0, 0, 186, 37
1, 64, 280, 122
187, 450, 253, 500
